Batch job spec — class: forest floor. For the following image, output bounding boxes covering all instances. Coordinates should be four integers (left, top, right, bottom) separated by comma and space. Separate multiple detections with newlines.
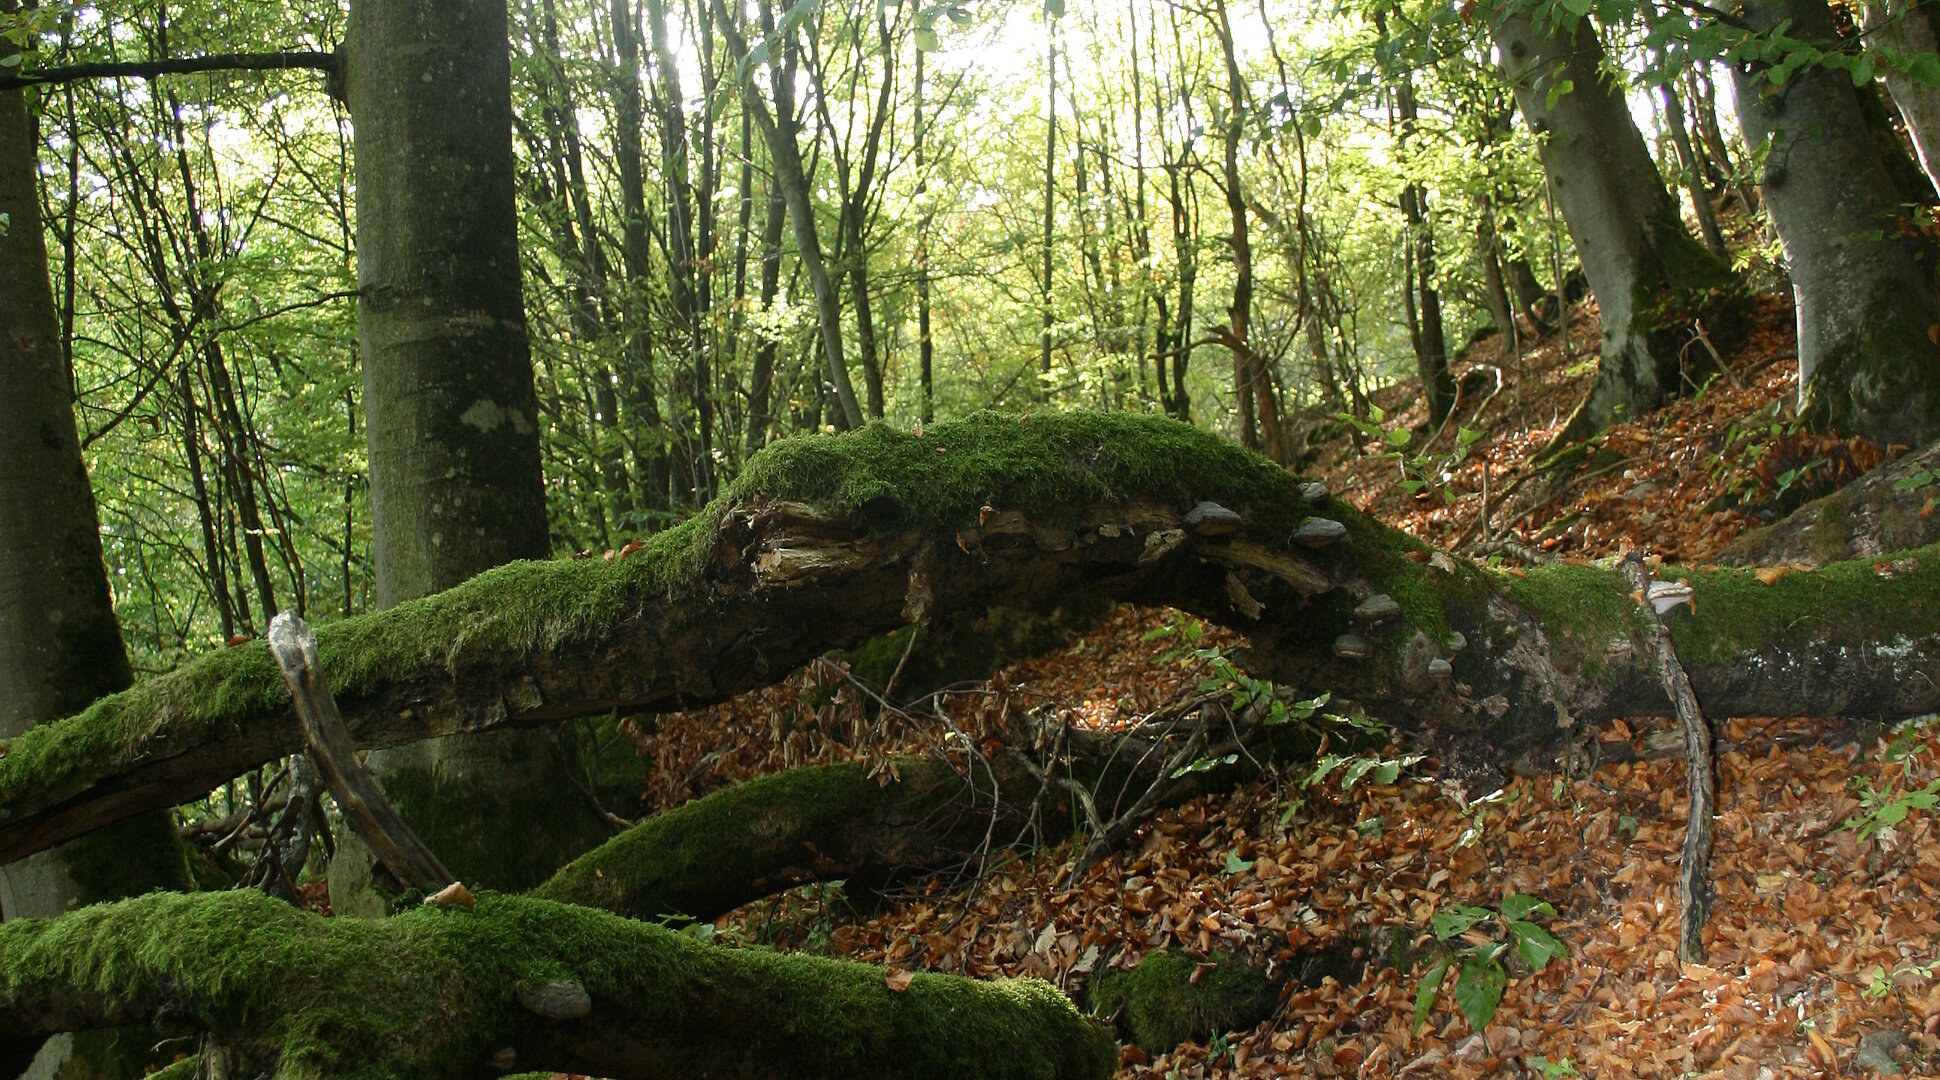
598, 289, 1940, 1078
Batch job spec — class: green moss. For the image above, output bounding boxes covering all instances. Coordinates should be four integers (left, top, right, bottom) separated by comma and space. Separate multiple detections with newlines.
733, 412, 1302, 538
533, 759, 971, 921
1667, 544, 1940, 668
1493, 561, 1647, 679
0, 890, 1114, 1080
1335, 503, 1492, 642
1088, 949, 1279, 1052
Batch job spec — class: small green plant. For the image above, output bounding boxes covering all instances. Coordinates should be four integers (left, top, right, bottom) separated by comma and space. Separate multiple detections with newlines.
1337, 404, 1486, 504
1893, 468, 1939, 494
1846, 775, 1940, 840
1845, 719, 1940, 841
1414, 894, 1568, 1035
1523, 1054, 1580, 1078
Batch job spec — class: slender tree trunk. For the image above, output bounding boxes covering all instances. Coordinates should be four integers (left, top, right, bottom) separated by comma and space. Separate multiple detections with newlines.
1394, 67, 1453, 426
915, 46, 934, 425
608, 0, 670, 515
1, 35, 190, 1073
712, 0, 864, 429
1490, 11, 1736, 447
341, 0, 608, 894
1649, 46, 1728, 259
1734, 0, 1940, 447
1039, 22, 1058, 384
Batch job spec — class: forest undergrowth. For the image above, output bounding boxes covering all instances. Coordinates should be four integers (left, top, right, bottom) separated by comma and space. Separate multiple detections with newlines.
556, 289, 1940, 1079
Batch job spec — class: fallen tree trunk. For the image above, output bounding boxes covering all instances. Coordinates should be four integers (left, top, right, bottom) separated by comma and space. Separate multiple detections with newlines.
0, 889, 1114, 1080
5, 412, 1940, 863
533, 699, 1318, 923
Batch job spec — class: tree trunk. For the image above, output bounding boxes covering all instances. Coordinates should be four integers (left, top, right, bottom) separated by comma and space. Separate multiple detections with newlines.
915, 46, 935, 425
11, 413, 1940, 866
712, 0, 865, 430
1732, 0, 1940, 448
1212, 0, 1283, 461
0, 40, 191, 1076
1490, 12, 1737, 446
1040, 23, 1058, 383
1861, 0, 1940, 190
0, 890, 1114, 1080
341, 0, 609, 894
1647, 41, 1729, 260
1395, 68, 1453, 427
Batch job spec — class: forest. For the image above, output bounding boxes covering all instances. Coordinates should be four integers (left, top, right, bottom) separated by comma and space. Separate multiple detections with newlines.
5, 0, 1940, 1074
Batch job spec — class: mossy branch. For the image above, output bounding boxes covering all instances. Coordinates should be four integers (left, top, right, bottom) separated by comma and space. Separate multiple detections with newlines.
4, 413, 1940, 864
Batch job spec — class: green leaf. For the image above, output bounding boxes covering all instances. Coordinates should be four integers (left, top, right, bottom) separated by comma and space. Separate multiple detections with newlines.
1224, 850, 1255, 874
0, 52, 21, 68
1499, 893, 1555, 921
1431, 903, 1493, 939
1044, 0, 1064, 16
1413, 957, 1451, 1034
1386, 427, 1412, 448
1454, 954, 1507, 1031
1852, 55, 1877, 85
1508, 920, 1569, 971
915, 26, 939, 50
1544, 78, 1574, 111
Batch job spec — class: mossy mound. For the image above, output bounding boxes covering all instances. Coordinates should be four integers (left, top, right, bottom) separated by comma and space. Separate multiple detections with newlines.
1088, 949, 1281, 1052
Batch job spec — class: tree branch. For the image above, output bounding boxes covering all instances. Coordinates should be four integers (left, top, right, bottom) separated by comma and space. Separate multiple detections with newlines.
0, 50, 339, 93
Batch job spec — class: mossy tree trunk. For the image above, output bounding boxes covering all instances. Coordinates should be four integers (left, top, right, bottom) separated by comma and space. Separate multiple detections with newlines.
6, 414, 1939, 868
1489, 10, 1738, 445
340, 0, 610, 895
0, 32, 191, 1076
0, 891, 1115, 1080
1732, 0, 1940, 449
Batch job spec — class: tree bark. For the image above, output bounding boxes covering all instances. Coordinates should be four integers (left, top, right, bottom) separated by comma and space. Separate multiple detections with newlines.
1862, 0, 1940, 193
1490, 12, 1737, 446
0, 38, 191, 1074
1732, 0, 1940, 449
7, 413, 1940, 867
342, 0, 609, 893
0, 890, 1114, 1080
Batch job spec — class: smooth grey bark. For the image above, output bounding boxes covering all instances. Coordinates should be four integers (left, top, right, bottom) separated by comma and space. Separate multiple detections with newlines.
1732, 0, 1940, 448
1491, 11, 1736, 445
1863, 0, 1940, 192
340, 0, 608, 894
1, 41, 190, 1077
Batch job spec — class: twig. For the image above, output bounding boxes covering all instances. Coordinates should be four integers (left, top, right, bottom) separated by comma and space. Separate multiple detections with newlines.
1618, 554, 1716, 965
267, 612, 455, 892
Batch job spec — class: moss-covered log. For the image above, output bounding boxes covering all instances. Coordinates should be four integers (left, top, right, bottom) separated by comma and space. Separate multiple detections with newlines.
534, 702, 1314, 923
6, 412, 1940, 864
0, 889, 1114, 1080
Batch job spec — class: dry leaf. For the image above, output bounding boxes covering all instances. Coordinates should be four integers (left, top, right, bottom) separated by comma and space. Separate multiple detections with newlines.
884, 968, 914, 992
1754, 566, 1791, 585
424, 882, 474, 909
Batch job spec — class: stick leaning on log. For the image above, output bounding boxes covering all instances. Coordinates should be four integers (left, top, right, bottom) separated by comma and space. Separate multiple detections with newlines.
267, 611, 455, 894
